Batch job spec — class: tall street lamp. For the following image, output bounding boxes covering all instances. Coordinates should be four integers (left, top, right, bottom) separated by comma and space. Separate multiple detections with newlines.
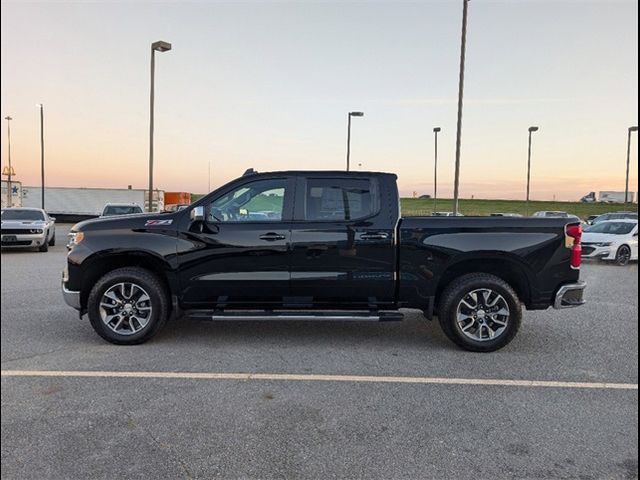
625, 126, 638, 208
3, 116, 13, 208
346, 111, 364, 171
148, 40, 172, 212
36, 104, 45, 209
453, 0, 470, 215
433, 127, 441, 213
526, 126, 539, 216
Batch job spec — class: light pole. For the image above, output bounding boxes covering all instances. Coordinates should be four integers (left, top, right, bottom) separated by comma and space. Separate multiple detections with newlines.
36, 104, 45, 209
148, 40, 172, 212
433, 127, 441, 213
346, 111, 364, 171
625, 126, 638, 208
453, 0, 470, 215
3, 116, 13, 207
526, 126, 539, 216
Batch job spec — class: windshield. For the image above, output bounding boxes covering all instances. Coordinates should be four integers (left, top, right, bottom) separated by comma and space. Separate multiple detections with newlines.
1, 209, 45, 221
585, 222, 637, 235
103, 206, 142, 216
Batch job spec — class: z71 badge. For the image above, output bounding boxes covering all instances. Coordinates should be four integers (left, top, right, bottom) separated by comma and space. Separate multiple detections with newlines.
145, 219, 173, 226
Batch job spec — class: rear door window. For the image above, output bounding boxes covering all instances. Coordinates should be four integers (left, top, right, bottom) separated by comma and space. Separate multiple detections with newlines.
304, 178, 378, 221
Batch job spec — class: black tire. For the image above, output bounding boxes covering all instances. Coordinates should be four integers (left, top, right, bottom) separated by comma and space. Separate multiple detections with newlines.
48, 229, 56, 246
615, 245, 632, 266
87, 267, 170, 345
438, 273, 522, 352
38, 241, 48, 252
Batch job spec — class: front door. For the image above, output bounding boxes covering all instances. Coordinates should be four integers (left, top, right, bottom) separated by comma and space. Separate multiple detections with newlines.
177, 176, 294, 308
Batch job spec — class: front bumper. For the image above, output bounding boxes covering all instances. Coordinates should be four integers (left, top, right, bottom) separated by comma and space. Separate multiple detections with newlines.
581, 245, 615, 260
1, 232, 47, 248
61, 269, 81, 310
553, 281, 586, 309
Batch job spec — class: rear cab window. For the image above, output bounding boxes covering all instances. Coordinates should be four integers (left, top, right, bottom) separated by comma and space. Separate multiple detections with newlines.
302, 178, 379, 221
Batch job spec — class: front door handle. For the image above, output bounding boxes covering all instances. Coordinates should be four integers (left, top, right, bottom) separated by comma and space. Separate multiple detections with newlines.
360, 232, 389, 240
259, 233, 286, 241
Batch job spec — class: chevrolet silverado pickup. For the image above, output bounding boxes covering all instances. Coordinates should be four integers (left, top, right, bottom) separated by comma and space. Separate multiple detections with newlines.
62, 170, 586, 351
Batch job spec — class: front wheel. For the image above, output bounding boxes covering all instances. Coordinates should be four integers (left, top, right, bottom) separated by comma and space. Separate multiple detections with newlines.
87, 267, 170, 345
615, 245, 632, 266
438, 273, 522, 352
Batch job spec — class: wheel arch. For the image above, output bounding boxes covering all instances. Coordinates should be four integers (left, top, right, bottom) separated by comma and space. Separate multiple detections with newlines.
435, 255, 532, 309
79, 251, 176, 309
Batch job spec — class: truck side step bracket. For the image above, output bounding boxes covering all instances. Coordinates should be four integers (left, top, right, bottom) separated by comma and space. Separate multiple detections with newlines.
187, 310, 404, 322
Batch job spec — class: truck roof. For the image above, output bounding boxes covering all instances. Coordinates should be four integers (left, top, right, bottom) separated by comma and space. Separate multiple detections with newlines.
242, 169, 397, 178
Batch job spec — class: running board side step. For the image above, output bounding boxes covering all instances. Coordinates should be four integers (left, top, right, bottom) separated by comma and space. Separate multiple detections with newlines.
187, 310, 404, 322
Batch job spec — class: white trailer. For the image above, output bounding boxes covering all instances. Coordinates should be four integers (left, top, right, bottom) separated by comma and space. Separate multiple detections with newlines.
22, 187, 164, 217
1, 181, 23, 209
599, 191, 635, 203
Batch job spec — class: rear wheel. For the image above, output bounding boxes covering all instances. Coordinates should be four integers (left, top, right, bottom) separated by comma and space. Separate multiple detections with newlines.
615, 245, 632, 266
438, 273, 522, 352
87, 267, 169, 345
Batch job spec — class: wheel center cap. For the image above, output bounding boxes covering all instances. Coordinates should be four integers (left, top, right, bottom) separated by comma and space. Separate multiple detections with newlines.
477, 309, 486, 320
123, 303, 133, 313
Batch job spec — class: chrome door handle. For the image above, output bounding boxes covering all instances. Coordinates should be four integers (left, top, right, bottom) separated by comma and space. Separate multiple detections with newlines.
259, 233, 286, 241
360, 232, 389, 240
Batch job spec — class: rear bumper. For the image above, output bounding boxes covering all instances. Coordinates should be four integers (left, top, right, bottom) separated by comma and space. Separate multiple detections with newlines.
553, 281, 586, 309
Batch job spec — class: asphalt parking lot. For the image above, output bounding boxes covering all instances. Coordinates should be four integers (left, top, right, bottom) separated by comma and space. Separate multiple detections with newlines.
1, 225, 638, 479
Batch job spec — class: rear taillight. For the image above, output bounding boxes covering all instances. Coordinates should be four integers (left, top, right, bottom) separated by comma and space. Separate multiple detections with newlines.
565, 223, 582, 270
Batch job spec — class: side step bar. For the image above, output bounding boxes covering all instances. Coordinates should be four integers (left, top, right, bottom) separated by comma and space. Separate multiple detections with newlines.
187, 310, 404, 322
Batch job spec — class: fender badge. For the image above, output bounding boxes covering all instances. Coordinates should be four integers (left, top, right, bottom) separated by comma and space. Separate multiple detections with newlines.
145, 219, 173, 226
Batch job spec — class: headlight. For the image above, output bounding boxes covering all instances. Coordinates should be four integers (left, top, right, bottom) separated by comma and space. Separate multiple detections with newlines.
28, 229, 43, 234
67, 231, 85, 246
595, 242, 613, 247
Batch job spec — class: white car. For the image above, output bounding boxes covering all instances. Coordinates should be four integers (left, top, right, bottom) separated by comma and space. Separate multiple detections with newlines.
432, 212, 464, 217
100, 203, 144, 217
1, 207, 56, 252
581, 219, 638, 266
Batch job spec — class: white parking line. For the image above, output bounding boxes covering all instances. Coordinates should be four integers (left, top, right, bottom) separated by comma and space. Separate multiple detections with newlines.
1, 370, 637, 390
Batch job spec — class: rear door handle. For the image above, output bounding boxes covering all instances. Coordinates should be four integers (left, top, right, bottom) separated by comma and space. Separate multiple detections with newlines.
360, 232, 389, 240
259, 233, 286, 241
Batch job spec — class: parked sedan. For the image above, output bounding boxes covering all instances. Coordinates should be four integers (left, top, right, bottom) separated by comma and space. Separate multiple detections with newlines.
590, 211, 638, 225
1, 207, 56, 252
100, 203, 144, 217
581, 219, 638, 266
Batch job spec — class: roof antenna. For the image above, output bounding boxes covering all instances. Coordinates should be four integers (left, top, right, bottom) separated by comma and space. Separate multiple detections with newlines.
243, 168, 256, 176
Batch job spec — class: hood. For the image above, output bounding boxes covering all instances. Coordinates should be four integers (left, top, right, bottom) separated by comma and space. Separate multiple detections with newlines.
1, 220, 47, 228
71, 212, 179, 232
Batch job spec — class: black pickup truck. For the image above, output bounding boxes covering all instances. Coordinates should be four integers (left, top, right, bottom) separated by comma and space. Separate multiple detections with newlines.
62, 170, 586, 351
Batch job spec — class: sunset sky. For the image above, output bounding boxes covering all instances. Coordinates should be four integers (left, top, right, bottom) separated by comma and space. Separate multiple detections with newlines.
1, 0, 638, 200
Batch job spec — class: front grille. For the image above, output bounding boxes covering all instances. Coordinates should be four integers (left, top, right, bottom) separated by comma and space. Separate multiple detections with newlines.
581, 246, 596, 255
1, 240, 32, 246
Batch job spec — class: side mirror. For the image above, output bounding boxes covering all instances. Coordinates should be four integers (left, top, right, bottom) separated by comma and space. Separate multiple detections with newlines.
190, 206, 205, 222
50, 217, 56, 222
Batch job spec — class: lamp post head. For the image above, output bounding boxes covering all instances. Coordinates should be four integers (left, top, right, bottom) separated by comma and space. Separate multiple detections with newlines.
630, 126, 639, 133
528, 126, 539, 133
4, 116, 12, 121
349, 111, 364, 117
433, 127, 441, 133
152, 41, 172, 52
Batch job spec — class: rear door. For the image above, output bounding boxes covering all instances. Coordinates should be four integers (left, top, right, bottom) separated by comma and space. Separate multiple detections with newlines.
177, 176, 295, 308
288, 175, 397, 309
